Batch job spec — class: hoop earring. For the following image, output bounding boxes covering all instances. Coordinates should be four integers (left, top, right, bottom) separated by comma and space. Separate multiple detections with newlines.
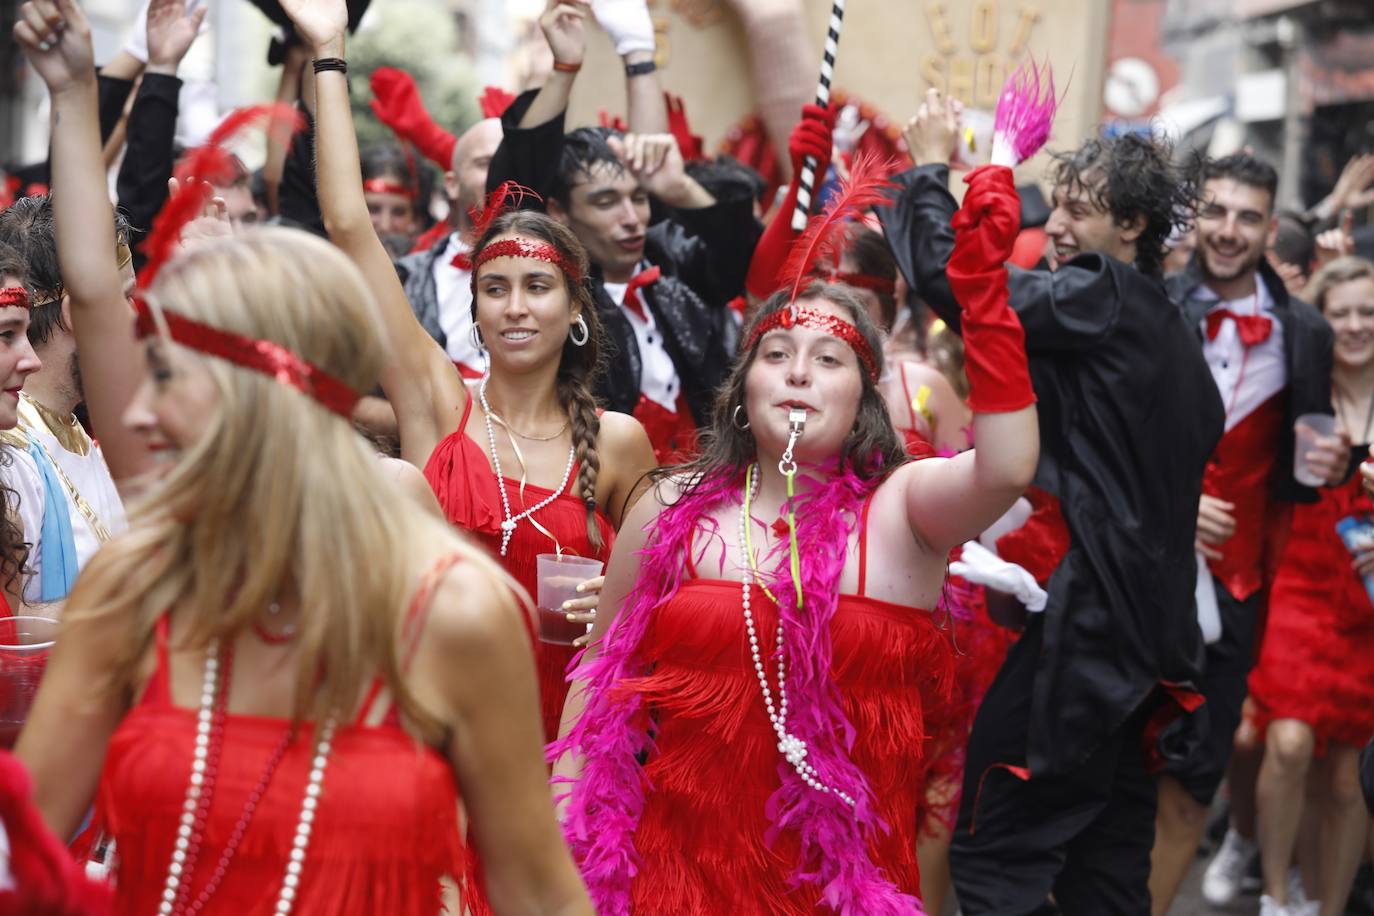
569, 314, 590, 347
732, 405, 751, 430
470, 324, 485, 352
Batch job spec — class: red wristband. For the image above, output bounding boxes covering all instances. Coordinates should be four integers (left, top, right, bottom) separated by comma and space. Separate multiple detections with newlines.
553, 60, 582, 73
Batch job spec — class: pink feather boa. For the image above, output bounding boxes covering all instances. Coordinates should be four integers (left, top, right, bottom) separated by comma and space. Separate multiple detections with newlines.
549, 461, 925, 915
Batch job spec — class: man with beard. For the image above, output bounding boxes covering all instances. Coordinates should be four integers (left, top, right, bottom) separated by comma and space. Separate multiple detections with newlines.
396, 117, 504, 378
1150, 153, 1346, 916
0, 195, 128, 610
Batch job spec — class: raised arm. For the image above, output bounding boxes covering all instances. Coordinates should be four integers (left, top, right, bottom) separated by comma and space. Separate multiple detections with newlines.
877, 88, 1121, 351
589, 0, 666, 134
519, 1, 589, 132
17, 0, 155, 483
901, 166, 1039, 552
280, 0, 465, 466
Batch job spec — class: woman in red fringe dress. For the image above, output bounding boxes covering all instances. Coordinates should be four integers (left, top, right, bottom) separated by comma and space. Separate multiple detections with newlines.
304, 0, 656, 743
551, 164, 1039, 914
1249, 255, 1374, 916
10, 5, 592, 911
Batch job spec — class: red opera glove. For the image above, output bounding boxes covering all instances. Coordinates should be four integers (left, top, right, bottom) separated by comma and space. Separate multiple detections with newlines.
369, 67, 458, 169
948, 164, 1035, 413
665, 93, 705, 162
745, 103, 836, 299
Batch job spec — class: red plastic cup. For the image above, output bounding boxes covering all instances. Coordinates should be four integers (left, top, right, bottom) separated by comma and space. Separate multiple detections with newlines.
0, 615, 58, 749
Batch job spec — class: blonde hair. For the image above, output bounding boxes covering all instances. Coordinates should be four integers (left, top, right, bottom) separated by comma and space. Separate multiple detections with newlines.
74, 228, 492, 740
1307, 255, 1374, 313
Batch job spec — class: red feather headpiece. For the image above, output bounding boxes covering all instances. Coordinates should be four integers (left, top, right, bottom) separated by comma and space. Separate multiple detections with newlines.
463, 182, 583, 283
135, 104, 359, 419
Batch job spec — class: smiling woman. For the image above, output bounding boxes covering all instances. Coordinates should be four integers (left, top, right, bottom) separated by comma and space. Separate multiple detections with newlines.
301, 0, 657, 755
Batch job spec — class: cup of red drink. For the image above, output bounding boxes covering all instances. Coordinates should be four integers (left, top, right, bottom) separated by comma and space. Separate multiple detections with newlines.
0, 615, 57, 749
535, 554, 604, 645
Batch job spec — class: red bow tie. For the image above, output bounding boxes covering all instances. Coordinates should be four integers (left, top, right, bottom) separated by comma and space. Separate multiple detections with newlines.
1205, 309, 1273, 347
620, 266, 662, 322
450, 250, 473, 271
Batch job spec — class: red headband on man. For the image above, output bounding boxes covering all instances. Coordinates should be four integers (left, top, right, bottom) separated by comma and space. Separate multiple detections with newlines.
0, 288, 31, 309
362, 178, 416, 200
745, 304, 880, 383
134, 299, 362, 419
828, 270, 896, 295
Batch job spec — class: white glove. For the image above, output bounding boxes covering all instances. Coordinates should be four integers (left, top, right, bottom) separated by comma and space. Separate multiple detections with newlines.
948, 540, 1048, 613
123, 0, 152, 63
592, 0, 656, 57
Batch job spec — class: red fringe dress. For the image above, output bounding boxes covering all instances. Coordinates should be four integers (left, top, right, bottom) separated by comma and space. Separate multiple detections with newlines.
618, 503, 957, 912
95, 560, 481, 915
424, 396, 614, 741
1248, 457, 1374, 753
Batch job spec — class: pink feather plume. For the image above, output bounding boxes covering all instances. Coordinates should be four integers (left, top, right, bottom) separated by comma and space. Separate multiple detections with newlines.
992, 58, 1059, 167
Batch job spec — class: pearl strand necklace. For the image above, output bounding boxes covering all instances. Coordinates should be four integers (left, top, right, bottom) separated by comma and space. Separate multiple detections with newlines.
739, 463, 855, 808
479, 378, 576, 556
158, 640, 337, 916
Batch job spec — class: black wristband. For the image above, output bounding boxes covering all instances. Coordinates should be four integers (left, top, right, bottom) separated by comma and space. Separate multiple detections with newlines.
624, 60, 657, 78
312, 57, 347, 75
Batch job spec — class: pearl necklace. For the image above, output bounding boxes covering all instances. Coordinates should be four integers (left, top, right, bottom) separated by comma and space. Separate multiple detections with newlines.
158, 639, 337, 916
739, 463, 854, 808
478, 378, 576, 556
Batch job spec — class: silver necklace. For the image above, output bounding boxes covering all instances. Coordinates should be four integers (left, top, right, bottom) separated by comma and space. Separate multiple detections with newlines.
478, 378, 576, 556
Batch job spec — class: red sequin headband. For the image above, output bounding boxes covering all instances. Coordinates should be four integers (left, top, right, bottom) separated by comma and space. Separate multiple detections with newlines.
133, 298, 362, 419
362, 178, 416, 201
745, 305, 880, 382
472, 238, 583, 283
828, 270, 896, 295
0, 288, 31, 309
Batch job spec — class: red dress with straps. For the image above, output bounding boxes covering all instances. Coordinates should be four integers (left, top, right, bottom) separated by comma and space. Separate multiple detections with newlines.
623, 499, 957, 913
423, 395, 614, 741
1248, 466, 1374, 753
95, 557, 483, 915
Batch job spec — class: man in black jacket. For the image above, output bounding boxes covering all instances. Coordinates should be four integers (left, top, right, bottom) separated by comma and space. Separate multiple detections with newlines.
484, 3, 758, 460
1152, 153, 1345, 916
880, 90, 1223, 914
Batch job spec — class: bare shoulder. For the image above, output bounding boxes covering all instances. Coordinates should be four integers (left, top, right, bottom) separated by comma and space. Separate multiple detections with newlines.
596, 410, 651, 451
420, 555, 529, 660
376, 455, 443, 517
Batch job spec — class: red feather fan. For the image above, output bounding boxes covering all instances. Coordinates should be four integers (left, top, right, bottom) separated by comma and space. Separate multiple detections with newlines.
141, 103, 304, 290
777, 150, 897, 304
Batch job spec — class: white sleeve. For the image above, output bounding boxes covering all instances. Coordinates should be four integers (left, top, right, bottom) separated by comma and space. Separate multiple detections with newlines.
0, 448, 46, 603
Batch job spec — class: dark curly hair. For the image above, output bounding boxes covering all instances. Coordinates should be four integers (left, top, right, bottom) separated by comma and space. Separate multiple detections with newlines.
469, 209, 609, 552
0, 194, 133, 347
0, 243, 33, 590
1049, 132, 1197, 276
661, 281, 907, 497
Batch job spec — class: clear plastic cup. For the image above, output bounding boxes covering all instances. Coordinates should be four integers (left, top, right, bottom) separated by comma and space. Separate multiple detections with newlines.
535, 554, 604, 645
1294, 413, 1337, 487
0, 615, 58, 749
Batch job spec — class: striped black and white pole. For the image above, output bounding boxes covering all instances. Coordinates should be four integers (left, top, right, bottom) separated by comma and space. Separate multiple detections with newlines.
791, 0, 847, 231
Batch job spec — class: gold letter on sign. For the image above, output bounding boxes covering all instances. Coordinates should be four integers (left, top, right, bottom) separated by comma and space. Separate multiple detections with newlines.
1009, 3, 1041, 56
969, 0, 998, 54
653, 16, 670, 67
925, 1, 957, 55
947, 56, 974, 103
921, 54, 946, 93
976, 54, 1005, 107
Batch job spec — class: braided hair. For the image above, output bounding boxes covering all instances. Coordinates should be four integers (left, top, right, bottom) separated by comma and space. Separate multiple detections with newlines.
471, 210, 608, 552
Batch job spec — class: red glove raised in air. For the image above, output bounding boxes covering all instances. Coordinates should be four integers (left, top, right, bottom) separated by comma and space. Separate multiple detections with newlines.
947, 164, 1035, 414
370, 67, 458, 169
744, 103, 836, 299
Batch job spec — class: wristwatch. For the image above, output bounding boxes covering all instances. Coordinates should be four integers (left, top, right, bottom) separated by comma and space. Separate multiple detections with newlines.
624, 60, 657, 78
